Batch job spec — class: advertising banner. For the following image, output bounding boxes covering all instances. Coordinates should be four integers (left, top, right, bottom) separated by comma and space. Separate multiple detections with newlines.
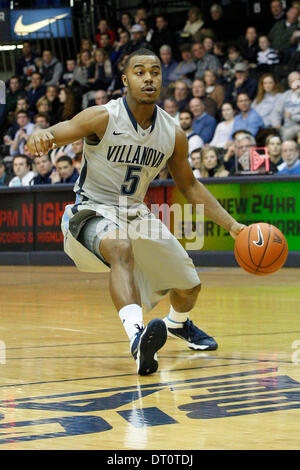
10, 7, 72, 40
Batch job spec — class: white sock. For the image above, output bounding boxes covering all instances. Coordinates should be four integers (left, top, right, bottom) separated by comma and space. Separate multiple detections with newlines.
119, 304, 144, 344
164, 306, 190, 328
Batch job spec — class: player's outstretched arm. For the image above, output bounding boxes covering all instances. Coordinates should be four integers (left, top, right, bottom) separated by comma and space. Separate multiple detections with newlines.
167, 127, 244, 239
27, 106, 109, 156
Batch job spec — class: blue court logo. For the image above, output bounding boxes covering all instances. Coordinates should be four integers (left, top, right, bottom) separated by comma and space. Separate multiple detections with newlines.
0, 368, 300, 444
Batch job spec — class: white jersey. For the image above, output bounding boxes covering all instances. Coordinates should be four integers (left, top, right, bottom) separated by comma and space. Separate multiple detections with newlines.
73, 97, 176, 206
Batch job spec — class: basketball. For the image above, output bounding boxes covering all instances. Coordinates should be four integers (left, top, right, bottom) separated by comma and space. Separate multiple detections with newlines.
234, 223, 288, 275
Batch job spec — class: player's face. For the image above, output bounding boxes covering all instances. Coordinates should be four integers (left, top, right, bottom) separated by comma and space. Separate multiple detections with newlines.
123, 55, 162, 104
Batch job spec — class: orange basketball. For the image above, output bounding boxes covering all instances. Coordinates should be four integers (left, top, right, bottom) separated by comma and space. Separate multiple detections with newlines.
234, 223, 288, 275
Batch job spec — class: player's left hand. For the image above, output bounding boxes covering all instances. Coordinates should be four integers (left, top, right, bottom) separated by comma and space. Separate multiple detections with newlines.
229, 222, 246, 240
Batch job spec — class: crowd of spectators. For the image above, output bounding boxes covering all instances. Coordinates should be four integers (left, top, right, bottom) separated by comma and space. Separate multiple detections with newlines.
1, 0, 300, 189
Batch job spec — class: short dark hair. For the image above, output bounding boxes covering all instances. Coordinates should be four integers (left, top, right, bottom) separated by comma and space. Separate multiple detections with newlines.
180, 109, 194, 119
123, 48, 160, 73
16, 110, 29, 117
56, 155, 73, 165
13, 154, 32, 168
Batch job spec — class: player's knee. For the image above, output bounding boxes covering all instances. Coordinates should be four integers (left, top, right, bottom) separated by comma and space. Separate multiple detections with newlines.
110, 241, 134, 266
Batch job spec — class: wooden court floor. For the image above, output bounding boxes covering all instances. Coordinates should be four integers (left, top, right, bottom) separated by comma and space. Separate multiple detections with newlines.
0, 265, 300, 450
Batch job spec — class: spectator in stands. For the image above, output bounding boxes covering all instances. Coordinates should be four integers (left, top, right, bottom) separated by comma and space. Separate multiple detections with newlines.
78, 38, 93, 55
36, 49, 63, 86
210, 101, 235, 148
15, 40, 38, 87
151, 15, 174, 55
0, 157, 11, 186
5, 76, 25, 113
269, 6, 298, 52
35, 96, 53, 123
192, 41, 221, 79
213, 41, 227, 66
33, 113, 50, 129
95, 19, 116, 49
163, 97, 180, 125
8, 154, 35, 187
72, 50, 92, 95
133, 6, 149, 25
168, 44, 197, 87
27, 72, 46, 113
15, 96, 34, 121
200, 146, 229, 177
224, 132, 256, 174
88, 49, 114, 91
110, 30, 130, 65
271, 71, 300, 140
120, 12, 133, 33
99, 32, 114, 56
265, 134, 283, 172
123, 24, 151, 55
189, 97, 217, 143
191, 78, 217, 117
256, 35, 280, 73
224, 63, 258, 103
179, 110, 204, 159
278, 139, 300, 174
139, 18, 154, 44
45, 85, 60, 122
95, 90, 108, 105
9, 111, 35, 156
205, 4, 230, 41
203, 69, 225, 109
231, 92, 264, 138
190, 148, 201, 178
183, 7, 205, 38
222, 43, 244, 83
268, 0, 286, 30
252, 73, 283, 127
156, 165, 172, 180
107, 53, 129, 99
159, 45, 178, 91
71, 138, 84, 170
239, 26, 259, 69
173, 80, 192, 112
56, 88, 76, 121
61, 58, 76, 87
51, 155, 79, 184
31, 154, 55, 185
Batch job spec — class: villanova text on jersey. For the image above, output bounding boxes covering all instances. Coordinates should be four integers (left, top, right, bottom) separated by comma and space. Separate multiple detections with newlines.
106, 144, 165, 168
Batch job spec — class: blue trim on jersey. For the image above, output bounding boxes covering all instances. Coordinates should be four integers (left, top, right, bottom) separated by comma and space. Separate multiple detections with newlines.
150, 105, 157, 133
122, 97, 138, 132
122, 97, 158, 134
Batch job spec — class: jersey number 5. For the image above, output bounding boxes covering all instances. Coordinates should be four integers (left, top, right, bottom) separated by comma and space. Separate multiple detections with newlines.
121, 166, 142, 195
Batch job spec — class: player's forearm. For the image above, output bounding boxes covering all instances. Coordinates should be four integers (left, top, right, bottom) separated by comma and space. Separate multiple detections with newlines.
184, 180, 236, 232
47, 121, 86, 147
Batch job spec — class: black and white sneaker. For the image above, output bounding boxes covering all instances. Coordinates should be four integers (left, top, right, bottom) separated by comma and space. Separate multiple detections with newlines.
131, 318, 167, 375
164, 318, 218, 351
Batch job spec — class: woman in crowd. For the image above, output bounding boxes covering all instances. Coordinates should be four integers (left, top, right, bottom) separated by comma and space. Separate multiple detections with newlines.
88, 48, 114, 90
210, 101, 235, 148
183, 7, 205, 37
252, 73, 283, 127
200, 146, 229, 177
72, 50, 92, 94
203, 69, 225, 109
56, 87, 76, 121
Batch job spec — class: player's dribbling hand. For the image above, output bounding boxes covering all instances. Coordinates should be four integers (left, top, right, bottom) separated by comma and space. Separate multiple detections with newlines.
27, 130, 57, 156
229, 222, 246, 240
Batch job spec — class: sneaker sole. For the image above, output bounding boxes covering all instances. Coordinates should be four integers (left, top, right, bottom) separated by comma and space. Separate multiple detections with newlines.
167, 330, 218, 351
137, 319, 167, 376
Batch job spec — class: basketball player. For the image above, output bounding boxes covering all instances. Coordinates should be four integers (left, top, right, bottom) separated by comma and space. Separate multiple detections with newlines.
28, 49, 244, 376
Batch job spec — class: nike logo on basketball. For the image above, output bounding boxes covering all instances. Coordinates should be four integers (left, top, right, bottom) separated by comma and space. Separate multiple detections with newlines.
253, 225, 264, 247
113, 131, 124, 135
